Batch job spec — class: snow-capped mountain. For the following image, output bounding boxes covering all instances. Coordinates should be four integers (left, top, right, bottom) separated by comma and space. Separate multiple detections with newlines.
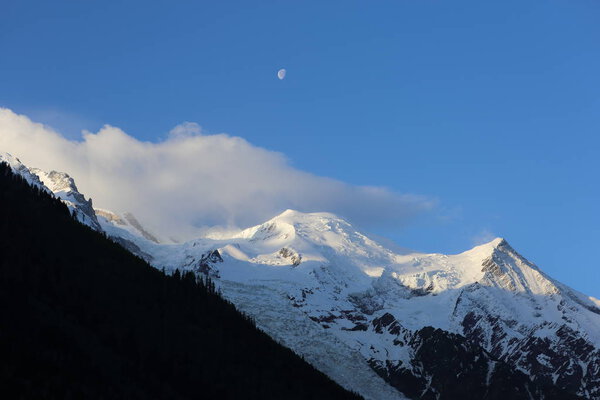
3, 153, 598, 399
29, 168, 103, 231
0, 152, 47, 189
0, 153, 102, 230
94, 208, 600, 399
0, 152, 162, 261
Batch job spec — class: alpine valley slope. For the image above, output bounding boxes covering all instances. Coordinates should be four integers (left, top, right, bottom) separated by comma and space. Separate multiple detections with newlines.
3, 152, 598, 400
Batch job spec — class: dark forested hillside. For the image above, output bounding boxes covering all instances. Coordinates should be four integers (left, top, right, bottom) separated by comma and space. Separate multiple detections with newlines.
0, 162, 361, 400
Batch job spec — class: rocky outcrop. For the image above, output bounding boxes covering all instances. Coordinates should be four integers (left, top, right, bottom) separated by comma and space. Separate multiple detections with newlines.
30, 168, 103, 231
369, 320, 582, 400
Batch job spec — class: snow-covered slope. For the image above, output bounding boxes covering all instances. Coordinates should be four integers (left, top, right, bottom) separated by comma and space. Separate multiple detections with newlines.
30, 168, 102, 231
0, 153, 158, 245
97, 208, 600, 399
0, 152, 46, 190
0, 152, 102, 231
3, 154, 597, 399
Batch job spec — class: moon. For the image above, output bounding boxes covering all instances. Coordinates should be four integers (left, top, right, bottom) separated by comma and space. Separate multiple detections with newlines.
277, 68, 286, 80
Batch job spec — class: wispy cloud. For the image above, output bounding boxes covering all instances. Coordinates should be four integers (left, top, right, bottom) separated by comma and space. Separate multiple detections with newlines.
471, 229, 498, 246
16, 107, 101, 141
0, 107, 434, 241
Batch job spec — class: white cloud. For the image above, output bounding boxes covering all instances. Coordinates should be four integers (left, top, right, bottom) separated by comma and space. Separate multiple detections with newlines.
168, 121, 202, 139
0, 107, 434, 241
472, 229, 498, 246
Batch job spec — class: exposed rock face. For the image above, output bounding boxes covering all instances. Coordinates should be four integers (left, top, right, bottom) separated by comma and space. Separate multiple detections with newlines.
195, 250, 223, 278
279, 247, 302, 266
462, 310, 600, 399
30, 168, 103, 231
368, 315, 581, 400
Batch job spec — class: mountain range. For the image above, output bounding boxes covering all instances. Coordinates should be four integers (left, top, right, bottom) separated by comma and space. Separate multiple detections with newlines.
2, 151, 598, 399
0, 154, 360, 400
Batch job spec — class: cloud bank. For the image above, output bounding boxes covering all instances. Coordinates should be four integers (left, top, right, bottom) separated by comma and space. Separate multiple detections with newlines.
0, 107, 433, 241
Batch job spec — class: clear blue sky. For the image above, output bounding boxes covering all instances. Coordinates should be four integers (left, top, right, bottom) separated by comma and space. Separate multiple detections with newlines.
1, 1, 599, 296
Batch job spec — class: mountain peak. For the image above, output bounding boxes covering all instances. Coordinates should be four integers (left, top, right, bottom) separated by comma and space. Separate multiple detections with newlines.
476, 237, 507, 250
271, 209, 342, 222
30, 169, 79, 194
490, 237, 507, 247
0, 151, 21, 166
0, 152, 47, 189
456, 237, 507, 261
278, 208, 302, 217
233, 209, 353, 243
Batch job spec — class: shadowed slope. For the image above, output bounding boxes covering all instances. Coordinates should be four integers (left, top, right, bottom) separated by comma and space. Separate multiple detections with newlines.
0, 162, 362, 400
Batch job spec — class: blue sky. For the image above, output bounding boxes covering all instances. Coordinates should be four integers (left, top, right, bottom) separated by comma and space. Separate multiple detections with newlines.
1, 1, 599, 296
